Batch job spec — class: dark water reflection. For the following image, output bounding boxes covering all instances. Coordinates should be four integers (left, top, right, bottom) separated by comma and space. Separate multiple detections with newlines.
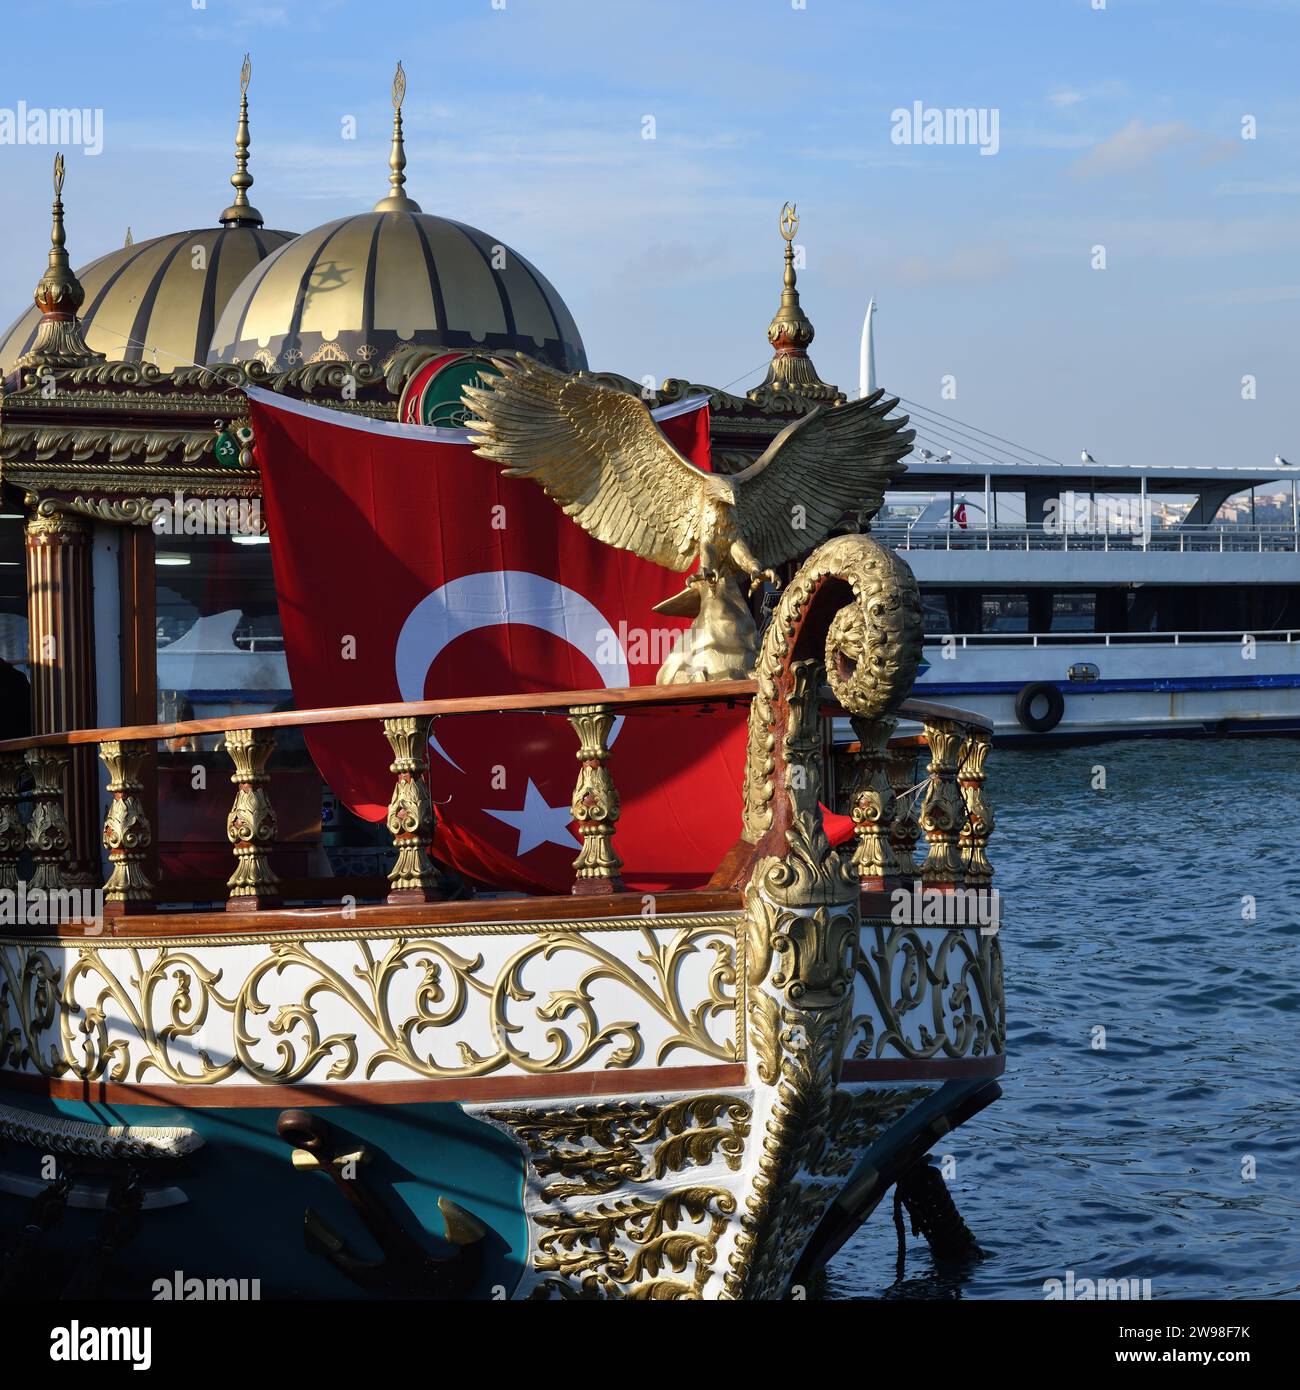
827, 738, 1300, 1301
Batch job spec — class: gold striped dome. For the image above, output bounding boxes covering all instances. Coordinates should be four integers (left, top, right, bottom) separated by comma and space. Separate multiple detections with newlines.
0, 225, 295, 374
0, 57, 293, 376
205, 209, 586, 373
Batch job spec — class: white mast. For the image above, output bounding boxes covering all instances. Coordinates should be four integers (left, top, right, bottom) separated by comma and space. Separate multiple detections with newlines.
859, 297, 877, 398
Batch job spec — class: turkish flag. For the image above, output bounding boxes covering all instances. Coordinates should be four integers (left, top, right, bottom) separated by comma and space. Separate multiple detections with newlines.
247, 386, 746, 895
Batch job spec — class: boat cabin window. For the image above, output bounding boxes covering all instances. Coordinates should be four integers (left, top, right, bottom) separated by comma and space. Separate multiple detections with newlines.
151, 533, 404, 900
1051, 592, 1096, 632
981, 592, 1029, 633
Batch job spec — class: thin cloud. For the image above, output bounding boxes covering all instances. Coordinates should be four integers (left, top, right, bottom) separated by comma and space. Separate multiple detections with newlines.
1072, 119, 1236, 178
1047, 80, 1124, 109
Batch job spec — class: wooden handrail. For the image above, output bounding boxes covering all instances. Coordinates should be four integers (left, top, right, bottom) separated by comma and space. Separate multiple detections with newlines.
892, 697, 994, 734
0, 683, 992, 755
0, 679, 758, 754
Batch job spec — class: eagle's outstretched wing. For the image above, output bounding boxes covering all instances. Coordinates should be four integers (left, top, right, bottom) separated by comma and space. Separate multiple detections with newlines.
731, 389, 914, 569
465, 354, 711, 573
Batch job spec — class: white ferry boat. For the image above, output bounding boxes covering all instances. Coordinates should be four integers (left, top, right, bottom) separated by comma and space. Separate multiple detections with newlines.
872, 453, 1300, 742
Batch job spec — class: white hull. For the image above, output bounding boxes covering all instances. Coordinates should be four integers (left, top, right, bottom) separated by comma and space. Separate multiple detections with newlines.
908, 634, 1300, 741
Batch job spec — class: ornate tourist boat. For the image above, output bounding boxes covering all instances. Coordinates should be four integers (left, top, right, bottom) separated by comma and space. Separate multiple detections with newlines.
0, 63, 1005, 1299
0, 542, 1003, 1299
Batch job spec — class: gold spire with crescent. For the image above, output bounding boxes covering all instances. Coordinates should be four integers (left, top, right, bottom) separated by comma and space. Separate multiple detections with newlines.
219, 53, 264, 227
16, 152, 102, 369
373, 60, 422, 213
752, 200, 838, 403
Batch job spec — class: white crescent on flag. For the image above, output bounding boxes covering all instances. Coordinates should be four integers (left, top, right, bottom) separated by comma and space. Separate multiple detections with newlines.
395, 568, 629, 761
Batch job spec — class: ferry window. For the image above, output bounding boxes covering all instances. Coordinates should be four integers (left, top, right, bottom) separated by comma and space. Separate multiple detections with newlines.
154, 532, 306, 891
153, 530, 393, 898
1051, 592, 1096, 632
981, 592, 1029, 632
155, 533, 288, 723
922, 593, 954, 634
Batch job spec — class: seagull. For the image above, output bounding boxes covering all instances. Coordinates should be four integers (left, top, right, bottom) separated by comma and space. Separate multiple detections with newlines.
917, 448, 934, 460
1081, 450, 1097, 464
1275, 454, 1291, 468
937, 450, 953, 463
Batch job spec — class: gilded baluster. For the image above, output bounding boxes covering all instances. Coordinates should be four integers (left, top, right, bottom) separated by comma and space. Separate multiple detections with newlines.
224, 727, 280, 911
885, 744, 921, 878
0, 754, 26, 893
568, 704, 625, 895
383, 715, 441, 903
848, 715, 898, 890
24, 747, 72, 895
958, 731, 995, 887
99, 740, 154, 914
919, 718, 965, 890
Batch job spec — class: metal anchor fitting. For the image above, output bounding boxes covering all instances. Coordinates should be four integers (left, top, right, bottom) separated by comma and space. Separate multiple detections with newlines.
276, 1108, 486, 1298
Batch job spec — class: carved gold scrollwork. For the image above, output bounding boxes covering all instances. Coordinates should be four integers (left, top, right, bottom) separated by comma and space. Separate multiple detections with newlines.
919, 719, 966, 889
483, 1092, 750, 1299
0, 920, 739, 1085
724, 1003, 845, 1300
0, 756, 26, 893
485, 1095, 751, 1201
224, 727, 280, 910
99, 740, 153, 913
383, 716, 440, 903
742, 534, 922, 843
532, 1186, 738, 1299
845, 921, 1005, 1061
729, 534, 929, 1300
24, 748, 72, 895
0, 947, 63, 1075
568, 705, 624, 895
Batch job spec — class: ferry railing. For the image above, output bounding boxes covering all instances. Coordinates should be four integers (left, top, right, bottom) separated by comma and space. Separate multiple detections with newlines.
875, 522, 1300, 554
930, 628, 1299, 649
0, 683, 995, 921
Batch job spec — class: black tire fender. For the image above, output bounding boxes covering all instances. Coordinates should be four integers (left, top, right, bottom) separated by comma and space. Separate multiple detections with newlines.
1014, 681, 1065, 733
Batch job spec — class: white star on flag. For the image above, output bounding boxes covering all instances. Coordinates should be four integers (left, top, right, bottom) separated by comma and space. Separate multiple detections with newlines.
483, 779, 581, 856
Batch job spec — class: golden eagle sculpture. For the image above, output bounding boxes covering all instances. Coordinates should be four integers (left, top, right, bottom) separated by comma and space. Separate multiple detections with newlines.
465, 353, 914, 683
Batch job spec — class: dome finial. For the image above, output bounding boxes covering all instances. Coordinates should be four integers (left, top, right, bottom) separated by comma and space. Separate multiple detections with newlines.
373, 59, 422, 213
751, 201, 838, 402
17, 153, 103, 368
219, 52, 264, 227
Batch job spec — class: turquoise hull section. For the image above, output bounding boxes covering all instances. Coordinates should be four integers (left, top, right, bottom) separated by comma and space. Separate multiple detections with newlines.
0, 1091, 528, 1299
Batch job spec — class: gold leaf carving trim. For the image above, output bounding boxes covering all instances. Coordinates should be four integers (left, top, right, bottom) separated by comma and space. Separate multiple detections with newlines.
0, 923, 739, 1086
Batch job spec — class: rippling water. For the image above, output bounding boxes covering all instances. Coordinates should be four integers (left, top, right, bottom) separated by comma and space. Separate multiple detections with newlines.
827, 738, 1300, 1301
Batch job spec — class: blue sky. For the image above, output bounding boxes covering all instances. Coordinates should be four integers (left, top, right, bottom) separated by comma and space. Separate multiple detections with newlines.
2, 0, 1299, 471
